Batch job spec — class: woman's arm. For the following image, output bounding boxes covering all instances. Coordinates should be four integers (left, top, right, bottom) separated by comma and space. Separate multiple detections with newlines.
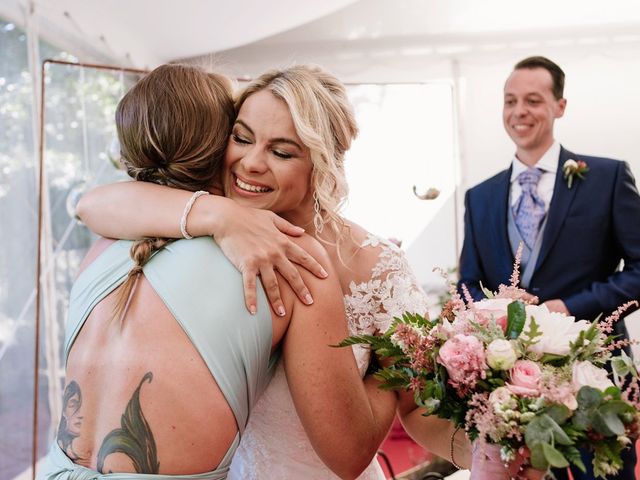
281, 237, 396, 479
77, 181, 327, 315
397, 391, 472, 469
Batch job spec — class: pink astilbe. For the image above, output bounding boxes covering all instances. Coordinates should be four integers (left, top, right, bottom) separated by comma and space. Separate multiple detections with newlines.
599, 301, 639, 335
510, 243, 524, 287
391, 323, 422, 352
461, 283, 475, 306
622, 377, 640, 411
408, 336, 436, 372
433, 267, 466, 314
391, 323, 437, 373
495, 244, 539, 304
409, 376, 425, 393
466, 393, 495, 446
608, 338, 633, 352
540, 381, 577, 411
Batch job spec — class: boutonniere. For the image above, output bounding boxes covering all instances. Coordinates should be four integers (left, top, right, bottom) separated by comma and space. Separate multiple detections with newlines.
562, 159, 589, 188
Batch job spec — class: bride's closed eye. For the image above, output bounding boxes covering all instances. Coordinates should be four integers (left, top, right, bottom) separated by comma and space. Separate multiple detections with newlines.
272, 149, 293, 160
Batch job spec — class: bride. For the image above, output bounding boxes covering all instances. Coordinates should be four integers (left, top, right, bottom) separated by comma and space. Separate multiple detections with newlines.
78, 64, 545, 478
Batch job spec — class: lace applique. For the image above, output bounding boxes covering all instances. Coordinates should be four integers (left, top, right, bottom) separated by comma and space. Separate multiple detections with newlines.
345, 234, 429, 336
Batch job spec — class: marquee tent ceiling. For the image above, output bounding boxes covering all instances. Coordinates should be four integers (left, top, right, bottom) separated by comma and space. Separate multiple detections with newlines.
2, 0, 640, 68
0, 0, 358, 66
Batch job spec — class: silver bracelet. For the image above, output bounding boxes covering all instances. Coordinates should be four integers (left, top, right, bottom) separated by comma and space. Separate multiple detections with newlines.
180, 190, 209, 239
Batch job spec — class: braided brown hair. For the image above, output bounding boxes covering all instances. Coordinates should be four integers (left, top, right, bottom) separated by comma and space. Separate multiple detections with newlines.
112, 64, 234, 323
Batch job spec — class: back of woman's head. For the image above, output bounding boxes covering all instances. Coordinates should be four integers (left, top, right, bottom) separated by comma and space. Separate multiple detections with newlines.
113, 64, 234, 323
235, 65, 358, 239
116, 63, 234, 190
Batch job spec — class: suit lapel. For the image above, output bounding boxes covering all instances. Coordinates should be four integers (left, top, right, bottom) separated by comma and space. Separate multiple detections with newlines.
492, 167, 515, 278
534, 146, 580, 271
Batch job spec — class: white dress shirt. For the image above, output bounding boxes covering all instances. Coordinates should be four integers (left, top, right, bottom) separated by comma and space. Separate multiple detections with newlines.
510, 141, 560, 212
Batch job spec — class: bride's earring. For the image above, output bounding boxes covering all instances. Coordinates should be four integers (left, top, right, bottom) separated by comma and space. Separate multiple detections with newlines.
313, 191, 324, 234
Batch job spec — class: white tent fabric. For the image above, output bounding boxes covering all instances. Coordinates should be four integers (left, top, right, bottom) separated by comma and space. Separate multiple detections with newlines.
0, 0, 359, 67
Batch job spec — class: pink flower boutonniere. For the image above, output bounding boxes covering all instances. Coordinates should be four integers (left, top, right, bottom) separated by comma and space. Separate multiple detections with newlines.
562, 159, 589, 189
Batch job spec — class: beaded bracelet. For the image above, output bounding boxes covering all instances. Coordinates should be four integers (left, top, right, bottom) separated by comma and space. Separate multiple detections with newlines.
180, 190, 209, 239
450, 425, 463, 470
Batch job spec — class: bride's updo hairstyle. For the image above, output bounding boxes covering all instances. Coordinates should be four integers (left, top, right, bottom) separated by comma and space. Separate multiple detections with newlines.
234, 65, 358, 243
113, 63, 234, 322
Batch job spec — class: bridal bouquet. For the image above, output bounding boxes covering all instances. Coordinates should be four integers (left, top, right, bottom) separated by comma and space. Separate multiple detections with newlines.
340, 252, 640, 478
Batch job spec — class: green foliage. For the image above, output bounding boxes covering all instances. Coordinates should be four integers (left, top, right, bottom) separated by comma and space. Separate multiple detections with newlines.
479, 281, 494, 299
506, 300, 526, 339
518, 316, 543, 351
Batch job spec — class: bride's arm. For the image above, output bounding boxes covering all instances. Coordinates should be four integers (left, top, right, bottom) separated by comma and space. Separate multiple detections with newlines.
77, 182, 327, 315
282, 238, 396, 479
397, 392, 472, 469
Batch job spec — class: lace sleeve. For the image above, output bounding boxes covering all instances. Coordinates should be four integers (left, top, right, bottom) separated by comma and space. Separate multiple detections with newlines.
344, 235, 430, 336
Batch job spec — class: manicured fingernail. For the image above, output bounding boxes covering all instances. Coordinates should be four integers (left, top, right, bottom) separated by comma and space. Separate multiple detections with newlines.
320, 268, 328, 278
277, 306, 286, 317
304, 294, 314, 305
249, 305, 256, 315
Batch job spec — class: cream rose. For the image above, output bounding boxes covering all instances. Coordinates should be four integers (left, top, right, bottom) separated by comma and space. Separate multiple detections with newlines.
486, 339, 518, 370
572, 361, 615, 392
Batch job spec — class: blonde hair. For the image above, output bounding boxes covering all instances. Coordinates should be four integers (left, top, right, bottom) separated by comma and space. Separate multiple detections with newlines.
113, 64, 234, 323
235, 65, 358, 245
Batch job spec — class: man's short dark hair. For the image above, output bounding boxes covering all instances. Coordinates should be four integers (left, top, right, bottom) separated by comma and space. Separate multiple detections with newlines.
514, 56, 565, 100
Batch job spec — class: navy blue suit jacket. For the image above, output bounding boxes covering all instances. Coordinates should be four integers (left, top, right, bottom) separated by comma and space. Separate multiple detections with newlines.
458, 146, 640, 327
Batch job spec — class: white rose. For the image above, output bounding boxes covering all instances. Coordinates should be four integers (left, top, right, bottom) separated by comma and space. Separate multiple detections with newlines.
572, 361, 615, 392
524, 305, 591, 356
486, 339, 518, 370
563, 159, 578, 173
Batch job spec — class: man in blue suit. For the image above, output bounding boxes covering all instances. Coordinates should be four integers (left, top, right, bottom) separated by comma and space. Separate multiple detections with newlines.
458, 56, 640, 479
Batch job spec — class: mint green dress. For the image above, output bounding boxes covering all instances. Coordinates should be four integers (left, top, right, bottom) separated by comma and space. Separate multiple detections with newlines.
38, 238, 275, 480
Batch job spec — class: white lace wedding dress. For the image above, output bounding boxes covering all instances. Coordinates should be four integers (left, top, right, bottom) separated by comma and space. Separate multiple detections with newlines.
228, 235, 429, 479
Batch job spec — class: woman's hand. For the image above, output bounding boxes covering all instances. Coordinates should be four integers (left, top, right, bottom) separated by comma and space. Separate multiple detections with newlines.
212, 200, 328, 316
470, 442, 548, 480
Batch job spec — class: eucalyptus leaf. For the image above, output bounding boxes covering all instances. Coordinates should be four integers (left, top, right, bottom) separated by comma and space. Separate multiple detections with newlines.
571, 410, 592, 430
525, 417, 553, 445
529, 442, 549, 471
542, 442, 570, 468
592, 409, 625, 437
577, 386, 603, 409
545, 404, 571, 425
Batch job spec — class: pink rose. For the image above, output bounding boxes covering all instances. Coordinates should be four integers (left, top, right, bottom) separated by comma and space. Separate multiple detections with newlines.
507, 360, 542, 397
438, 334, 487, 394
495, 315, 508, 334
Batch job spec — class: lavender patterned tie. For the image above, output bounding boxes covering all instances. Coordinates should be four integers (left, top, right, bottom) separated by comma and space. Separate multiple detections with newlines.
512, 168, 546, 250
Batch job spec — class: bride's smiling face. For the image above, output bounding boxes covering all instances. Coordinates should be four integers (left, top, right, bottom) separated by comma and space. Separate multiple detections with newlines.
223, 90, 314, 224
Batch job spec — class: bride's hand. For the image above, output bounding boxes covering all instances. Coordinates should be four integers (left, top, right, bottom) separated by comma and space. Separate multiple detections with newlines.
213, 200, 328, 316
470, 443, 548, 480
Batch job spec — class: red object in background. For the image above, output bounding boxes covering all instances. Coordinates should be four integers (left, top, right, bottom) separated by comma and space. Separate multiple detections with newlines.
377, 418, 432, 478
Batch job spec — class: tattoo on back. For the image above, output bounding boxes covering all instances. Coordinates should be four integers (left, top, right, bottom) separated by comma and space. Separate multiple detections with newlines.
57, 380, 85, 461
97, 371, 160, 474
